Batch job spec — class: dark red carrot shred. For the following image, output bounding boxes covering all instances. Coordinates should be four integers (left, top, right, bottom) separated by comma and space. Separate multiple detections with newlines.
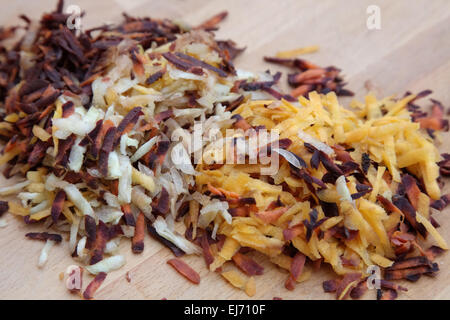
80, 120, 102, 147
283, 225, 304, 241
132, 212, 145, 254
51, 190, 66, 223
167, 258, 200, 284
399, 174, 421, 210
145, 70, 165, 85
380, 279, 408, 292
264, 56, 320, 70
229, 206, 250, 217
98, 126, 117, 176
384, 264, 438, 281
386, 256, 432, 271
361, 153, 371, 174
285, 252, 306, 291
83, 272, 107, 300
320, 200, 339, 218
89, 221, 109, 265
113, 107, 143, 147
62, 101, 75, 118
63, 171, 82, 184
310, 150, 320, 169
84, 215, 97, 250
25, 232, 62, 242
200, 233, 214, 268
264, 57, 353, 97
323, 279, 339, 293
437, 153, 450, 176
154, 110, 173, 123
335, 273, 361, 300
239, 71, 281, 91
147, 221, 185, 257
303, 208, 327, 241
232, 252, 264, 276
145, 140, 170, 170
231, 114, 252, 131
0, 201, 8, 217
224, 95, 245, 112
175, 52, 228, 77
377, 195, 403, 216
425, 245, 445, 261
89, 120, 115, 159
414, 99, 449, 131
392, 195, 427, 237
229, 197, 256, 206
121, 204, 136, 227
351, 191, 368, 200
55, 134, 76, 165
176, 201, 190, 221
332, 145, 354, 163
195, 11, 228, 30
318, 151, 344, 176
430, 194, 450, 211
377, 288, 398, 300
349, 279, 368, 299
151, 187, 170, 216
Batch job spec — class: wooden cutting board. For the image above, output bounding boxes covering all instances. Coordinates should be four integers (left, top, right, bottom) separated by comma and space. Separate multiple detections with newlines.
0, 0, 449, 300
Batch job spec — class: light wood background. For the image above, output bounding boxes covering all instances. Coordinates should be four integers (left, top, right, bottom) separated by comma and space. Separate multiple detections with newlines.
0, 0, 449, 300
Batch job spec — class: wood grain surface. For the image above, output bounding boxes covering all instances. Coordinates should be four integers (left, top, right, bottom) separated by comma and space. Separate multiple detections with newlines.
0, 0, 449, 300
